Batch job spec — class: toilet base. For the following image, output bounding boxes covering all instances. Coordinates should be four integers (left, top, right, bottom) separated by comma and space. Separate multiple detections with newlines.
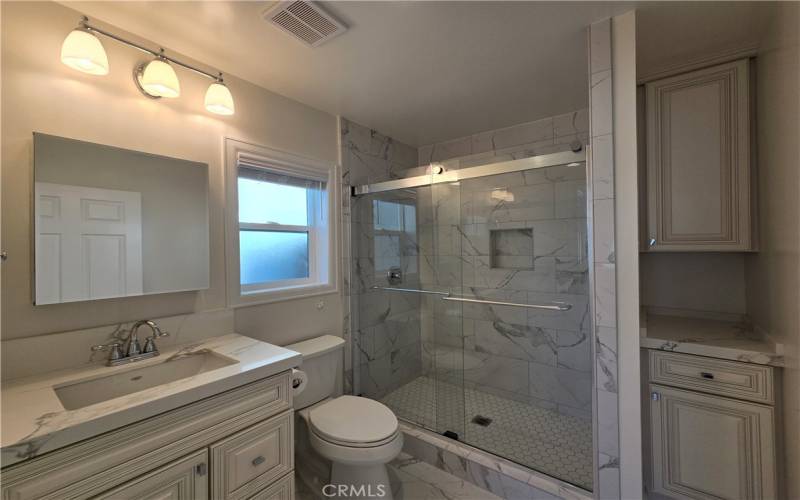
330, 462, 394, 500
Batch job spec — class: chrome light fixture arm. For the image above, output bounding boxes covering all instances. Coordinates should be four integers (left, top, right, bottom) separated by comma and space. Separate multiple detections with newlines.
78, 16, 222, 83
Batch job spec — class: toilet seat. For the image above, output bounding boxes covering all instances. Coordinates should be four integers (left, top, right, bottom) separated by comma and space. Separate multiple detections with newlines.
308, 396, 399, 448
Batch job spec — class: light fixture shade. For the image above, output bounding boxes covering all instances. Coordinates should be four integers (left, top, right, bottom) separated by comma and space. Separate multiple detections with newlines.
205, 82, 235, 115
61, 29, 109, 75
140, 59, 180, 98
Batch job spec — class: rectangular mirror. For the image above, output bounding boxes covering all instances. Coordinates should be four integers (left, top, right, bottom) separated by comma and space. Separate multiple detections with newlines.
33, 133, 210, 305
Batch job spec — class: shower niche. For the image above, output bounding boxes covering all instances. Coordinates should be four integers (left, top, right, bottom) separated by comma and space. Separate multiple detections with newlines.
489, 228, 535, 269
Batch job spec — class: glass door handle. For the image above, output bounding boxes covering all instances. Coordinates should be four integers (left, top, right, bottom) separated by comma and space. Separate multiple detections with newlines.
441, 296, 572, 311
371, 285, 572, 311
370, 285, 449, 296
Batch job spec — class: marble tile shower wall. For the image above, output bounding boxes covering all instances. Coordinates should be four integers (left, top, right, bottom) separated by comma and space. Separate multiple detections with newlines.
414, 109, 592, 420
418, 109, 589, 169
339, 117, 420, 396
588, 18, 621, 499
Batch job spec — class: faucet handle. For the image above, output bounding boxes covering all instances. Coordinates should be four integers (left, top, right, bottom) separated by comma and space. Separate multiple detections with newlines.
153, 329, 170, 338
91, 342, 123, 361
142, 330, 169, 354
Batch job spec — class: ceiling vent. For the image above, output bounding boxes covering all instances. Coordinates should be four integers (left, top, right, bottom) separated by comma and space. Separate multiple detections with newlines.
264, 1, 346, 47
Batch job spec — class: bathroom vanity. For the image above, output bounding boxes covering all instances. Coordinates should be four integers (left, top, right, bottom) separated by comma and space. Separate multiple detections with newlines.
640, 314, 783, 499
0, 334, 300, 500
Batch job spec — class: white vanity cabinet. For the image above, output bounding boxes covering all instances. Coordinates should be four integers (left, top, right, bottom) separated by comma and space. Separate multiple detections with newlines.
644, 59, 755, 252
645, 351, 778, 499
1, 371, 295, 500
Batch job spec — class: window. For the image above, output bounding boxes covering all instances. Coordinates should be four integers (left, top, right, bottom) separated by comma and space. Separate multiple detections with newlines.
225, 139, 338, 306
372, 199, 416, 275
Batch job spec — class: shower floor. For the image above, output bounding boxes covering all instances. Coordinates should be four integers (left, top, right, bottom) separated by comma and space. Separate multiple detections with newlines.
381, 376, 593, 491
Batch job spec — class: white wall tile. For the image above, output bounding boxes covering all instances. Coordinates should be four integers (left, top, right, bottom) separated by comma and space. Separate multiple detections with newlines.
590, 70, 613, 137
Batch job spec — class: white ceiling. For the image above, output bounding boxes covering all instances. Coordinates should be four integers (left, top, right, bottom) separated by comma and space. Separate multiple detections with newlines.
66, 1, 773, 147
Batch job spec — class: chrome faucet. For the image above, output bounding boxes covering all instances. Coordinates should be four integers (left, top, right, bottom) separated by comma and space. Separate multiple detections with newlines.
92, 319, 170, 366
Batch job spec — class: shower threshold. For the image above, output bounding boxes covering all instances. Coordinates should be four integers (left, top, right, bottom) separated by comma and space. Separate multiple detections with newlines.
381, 376, 593, 492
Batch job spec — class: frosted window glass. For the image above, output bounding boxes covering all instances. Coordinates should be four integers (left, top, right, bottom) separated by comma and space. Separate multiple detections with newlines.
238, 178, 308, 225
240, 230, 309, 285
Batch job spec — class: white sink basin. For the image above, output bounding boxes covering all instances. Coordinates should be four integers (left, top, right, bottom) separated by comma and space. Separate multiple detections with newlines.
54, 351, 238, 410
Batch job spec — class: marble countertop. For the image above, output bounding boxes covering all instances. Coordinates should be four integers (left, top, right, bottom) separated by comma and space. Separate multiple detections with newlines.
1, 333, 301, 467
640, 313, 785, 367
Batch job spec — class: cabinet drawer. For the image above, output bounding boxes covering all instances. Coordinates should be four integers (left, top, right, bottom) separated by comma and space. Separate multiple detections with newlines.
211, 410, 294, 500
649, 350, 774, 404
247, 472, 294, 500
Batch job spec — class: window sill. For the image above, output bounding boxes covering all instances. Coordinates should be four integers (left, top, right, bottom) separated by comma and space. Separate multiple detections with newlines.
229, 281, 338, 308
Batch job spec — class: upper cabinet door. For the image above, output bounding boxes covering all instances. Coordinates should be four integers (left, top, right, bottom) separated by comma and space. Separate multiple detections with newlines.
645, 59, 754, 251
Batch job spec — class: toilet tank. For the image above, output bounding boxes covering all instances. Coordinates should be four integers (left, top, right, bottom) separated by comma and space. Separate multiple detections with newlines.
286, 335, 345, 410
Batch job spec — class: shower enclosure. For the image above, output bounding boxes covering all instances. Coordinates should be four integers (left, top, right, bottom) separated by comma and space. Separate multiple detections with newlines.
350, 150, 593, 491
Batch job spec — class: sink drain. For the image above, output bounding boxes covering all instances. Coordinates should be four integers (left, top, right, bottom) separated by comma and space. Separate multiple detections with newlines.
471, 415, 492, 427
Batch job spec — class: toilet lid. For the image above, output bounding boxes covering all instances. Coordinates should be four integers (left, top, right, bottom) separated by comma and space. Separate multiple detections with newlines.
308, 396, 398, 445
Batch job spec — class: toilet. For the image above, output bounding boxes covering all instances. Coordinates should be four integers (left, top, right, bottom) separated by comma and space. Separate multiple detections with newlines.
287, 335, 403, 499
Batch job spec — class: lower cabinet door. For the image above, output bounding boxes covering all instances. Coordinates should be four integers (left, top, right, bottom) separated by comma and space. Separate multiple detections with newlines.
94, 449, 209, 500
649, 384, 776, 499
247, 472, 294, 500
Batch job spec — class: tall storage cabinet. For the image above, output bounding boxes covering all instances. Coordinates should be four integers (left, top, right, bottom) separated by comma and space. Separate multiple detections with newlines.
644, 59, 755, 251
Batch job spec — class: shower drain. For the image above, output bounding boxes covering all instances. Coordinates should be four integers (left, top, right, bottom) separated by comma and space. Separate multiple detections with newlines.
471, 415, 493, 427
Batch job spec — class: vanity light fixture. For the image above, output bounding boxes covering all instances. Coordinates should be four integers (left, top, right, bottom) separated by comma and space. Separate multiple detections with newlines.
61, 16, 235, 115
60, 26, 109, 75
136, 55, 181, 98
204, 76, 235, 115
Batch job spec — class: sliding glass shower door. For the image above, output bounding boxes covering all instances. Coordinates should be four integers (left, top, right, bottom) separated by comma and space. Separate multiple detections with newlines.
352, 152, 593, 491
353, 180, 466, 440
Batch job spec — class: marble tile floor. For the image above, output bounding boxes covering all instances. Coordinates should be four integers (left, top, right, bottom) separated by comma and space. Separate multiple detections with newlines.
295, 452, 502, 500
381, 376, 593, 490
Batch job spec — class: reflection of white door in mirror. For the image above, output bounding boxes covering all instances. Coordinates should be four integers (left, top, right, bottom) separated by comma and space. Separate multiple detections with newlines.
35, 182, 143, 305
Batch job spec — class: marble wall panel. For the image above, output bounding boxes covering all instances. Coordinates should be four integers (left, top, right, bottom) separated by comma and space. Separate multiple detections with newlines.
588, 18, 621, 499
341, 118, 424, 397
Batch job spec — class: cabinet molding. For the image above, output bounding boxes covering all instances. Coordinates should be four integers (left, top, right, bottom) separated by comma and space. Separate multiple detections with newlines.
645, 59, 753, 251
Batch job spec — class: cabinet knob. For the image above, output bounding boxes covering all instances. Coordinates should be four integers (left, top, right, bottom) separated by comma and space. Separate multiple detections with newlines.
700, 372, 715, 380
651, 392, 660, 401
252, 455, 266, 467
195, 463, 207, 476
648, 237, 656, 247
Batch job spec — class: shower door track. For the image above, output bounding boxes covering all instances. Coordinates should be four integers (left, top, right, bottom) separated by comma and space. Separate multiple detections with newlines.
351, 149, 586, 196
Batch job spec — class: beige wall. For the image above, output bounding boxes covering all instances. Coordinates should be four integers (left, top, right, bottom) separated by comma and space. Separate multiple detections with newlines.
746, 2, 800, 496
1, 1, 341, 343
641, 253, 748, 315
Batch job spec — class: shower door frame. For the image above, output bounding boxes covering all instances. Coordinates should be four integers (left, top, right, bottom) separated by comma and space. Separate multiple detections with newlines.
349, 146, 597, 493
352, 149, 586, 195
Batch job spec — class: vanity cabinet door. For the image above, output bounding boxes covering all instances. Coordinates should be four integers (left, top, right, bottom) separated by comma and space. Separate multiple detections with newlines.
94, 449, 209, 500
247, 472, 294, 500
649, 384, 776, 499
645, 59, 753, 251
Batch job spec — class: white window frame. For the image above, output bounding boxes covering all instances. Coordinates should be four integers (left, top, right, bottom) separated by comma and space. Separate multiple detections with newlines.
225, 138, 339, 307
